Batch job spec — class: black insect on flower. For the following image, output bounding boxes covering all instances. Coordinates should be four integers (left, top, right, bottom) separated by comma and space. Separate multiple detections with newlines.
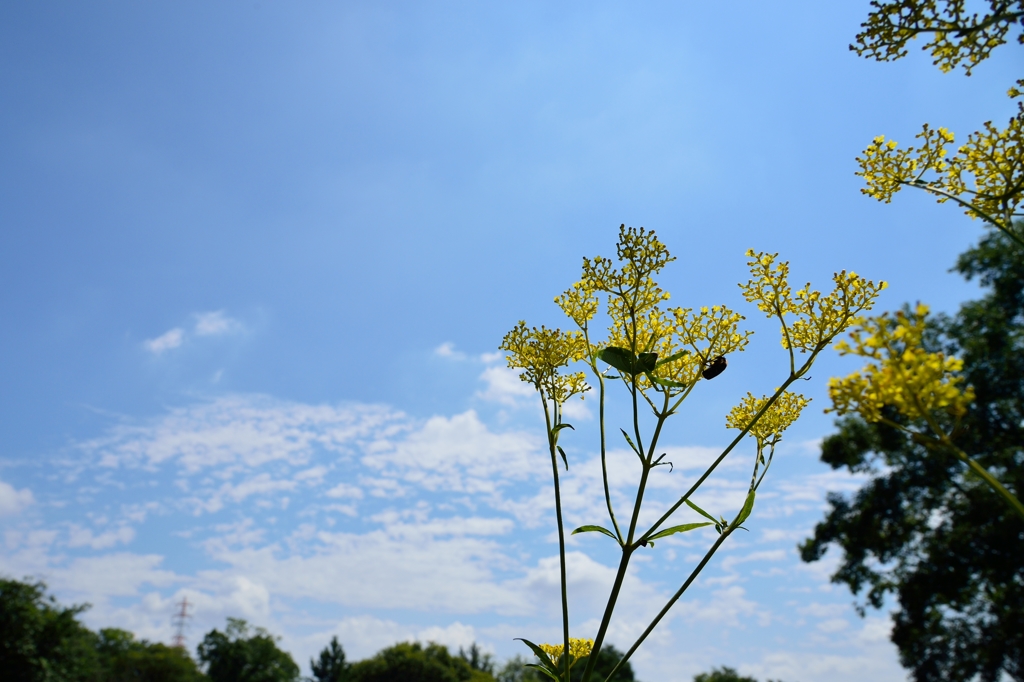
701, 355, 727, 380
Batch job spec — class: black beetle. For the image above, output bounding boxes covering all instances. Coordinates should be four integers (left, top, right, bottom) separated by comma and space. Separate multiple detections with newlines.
701, 355, 727, 380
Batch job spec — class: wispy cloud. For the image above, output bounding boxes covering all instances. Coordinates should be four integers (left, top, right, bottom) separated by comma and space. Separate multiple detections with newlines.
143, 328, 184, 354
142, 311, 243, 355
0, 479, 34, 516
434, 341, 466, 359
475, 365, 536, 406
194, 311, 242, 337
67, 525, 135, 549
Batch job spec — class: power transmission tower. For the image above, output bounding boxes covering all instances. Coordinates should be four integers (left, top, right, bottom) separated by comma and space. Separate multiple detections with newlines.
171, 596, 192, 649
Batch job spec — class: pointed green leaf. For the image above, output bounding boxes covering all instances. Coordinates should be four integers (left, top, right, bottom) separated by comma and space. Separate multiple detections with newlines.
516, 639, 559, 678
733, 489, 756, 528
637, 352, 658, 373
648, 374, 686, 388
524, 664, 561, 681
655, 349, 690, 367
572, 524, 618, 541
647, 522, 713, 542
551, 423, 575, 435
597, 346, 636, 374
685, 499, 718, 524
618, 428, 641, 456
557, 446, 569, 471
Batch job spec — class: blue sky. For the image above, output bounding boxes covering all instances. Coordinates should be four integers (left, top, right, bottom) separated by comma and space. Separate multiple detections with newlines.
0, 2, 1019, 680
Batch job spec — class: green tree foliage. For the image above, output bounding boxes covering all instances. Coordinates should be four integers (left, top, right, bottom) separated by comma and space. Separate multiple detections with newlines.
0, 577, 100, 681
198, 618, 299, 682
348, 642, 494, 682
96, 628, 205, 682
459, 644, 495, 675
310, 636, 348, 682
0, 577, 206, 682
801, 229, 1024, 682
693, 668, 756, 682
495, 656, 543, 682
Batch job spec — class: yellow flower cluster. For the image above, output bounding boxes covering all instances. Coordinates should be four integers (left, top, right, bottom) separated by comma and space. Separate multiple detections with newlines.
739, 251, 886, 354
856, 83, 1023, 236
851, 0, 1023, 75
581, 226, 674, 297
727, 391, 810, 446
555, 281, 599, 331
674, 305, 752, 367
858, 125, 955, 203
538, 638, 594, 666
501, 322, 590, 404
604, 282, 672, 356
827, 304, 975, 423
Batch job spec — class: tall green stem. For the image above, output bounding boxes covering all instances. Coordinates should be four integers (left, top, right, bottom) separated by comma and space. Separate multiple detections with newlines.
541, 395, 571, 681
596, 373, 623, 543
580, 391, 670, 682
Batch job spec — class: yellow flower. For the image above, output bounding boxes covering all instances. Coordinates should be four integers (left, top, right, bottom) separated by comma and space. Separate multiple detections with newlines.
537, 638, 594, 668
727, 391, 810, 447
605, 286, 673, 356
581, 227, 673, 340
826, 304, 975, 423
500, 322, 590, 404
555, 281, 599, 332
739, 251, 886, 354
851, 1, 1021, 75
856, 83, 1024, 242
672, 305, 752, 370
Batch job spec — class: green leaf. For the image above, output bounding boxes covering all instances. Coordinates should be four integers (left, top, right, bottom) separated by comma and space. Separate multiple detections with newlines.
619, 428, 641, 456
557, 446, 569, 471
647, 522, 713, 542
516, 639, 559, 679
685, 499, 719, 524
572, 525, 618, 541
551, 423, 574, 448
637, 352, 658, 373
597, 346, 636, 374
655, 349, 690, 367
733, 489, 756, 528
524, 664, 561, 681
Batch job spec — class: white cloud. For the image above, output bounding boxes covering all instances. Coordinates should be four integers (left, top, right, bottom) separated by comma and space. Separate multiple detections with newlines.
325, 482, 363, 499
201, 531, 531, 616
82, 394, 404, 473
67, 525, 135, 549
434, 342, 466, 359
476, 365, 535, 406
0, 479, 34, 516
194, 311, 242, 336
364, 410, 542, 492
192, 474, 298, 513
51, 553, 180, 599
143, 328, 184, 354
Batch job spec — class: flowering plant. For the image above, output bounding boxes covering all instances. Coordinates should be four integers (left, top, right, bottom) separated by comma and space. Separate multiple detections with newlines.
856, 81, 1024, 250
500, 225, 885, 681
827, 304, 1024, 520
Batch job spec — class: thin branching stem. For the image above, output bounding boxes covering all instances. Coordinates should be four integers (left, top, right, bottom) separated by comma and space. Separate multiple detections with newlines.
602, 528, 733, 682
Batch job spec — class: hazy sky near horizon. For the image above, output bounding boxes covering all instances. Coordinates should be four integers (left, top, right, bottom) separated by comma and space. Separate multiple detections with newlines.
1, 3, 1019, 681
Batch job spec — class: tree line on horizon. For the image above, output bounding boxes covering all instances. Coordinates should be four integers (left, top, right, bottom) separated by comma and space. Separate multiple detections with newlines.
0, 576, 784, 682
